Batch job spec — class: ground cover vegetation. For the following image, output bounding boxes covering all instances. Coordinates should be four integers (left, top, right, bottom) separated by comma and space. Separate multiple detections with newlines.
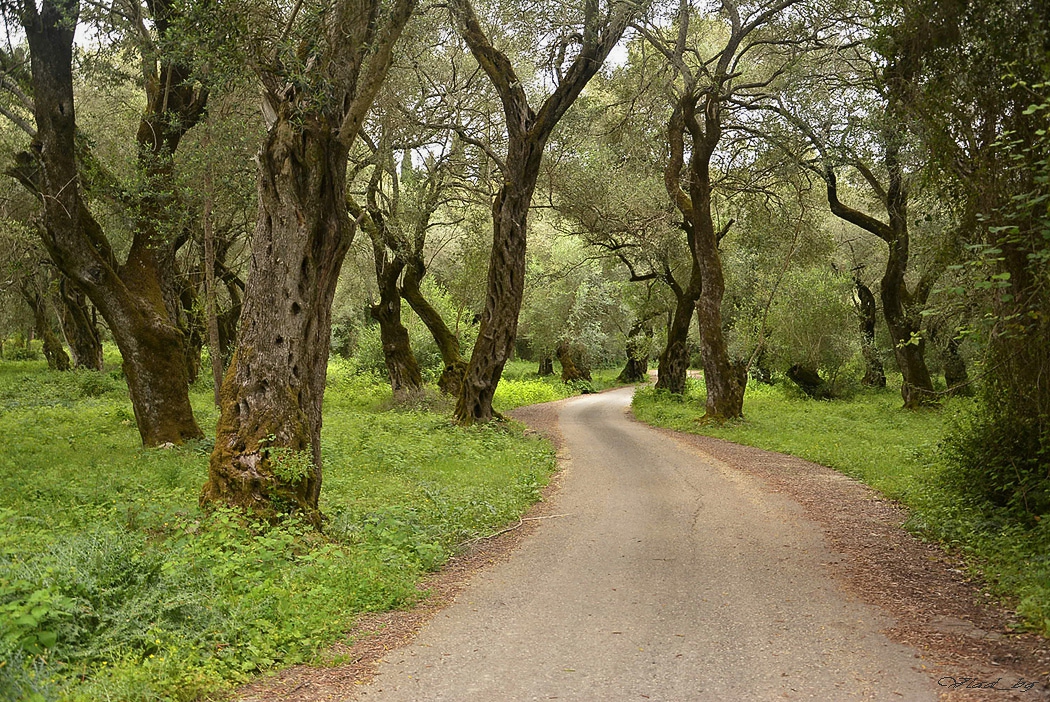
0, 355, 565, 699
0, 0, 1046, 695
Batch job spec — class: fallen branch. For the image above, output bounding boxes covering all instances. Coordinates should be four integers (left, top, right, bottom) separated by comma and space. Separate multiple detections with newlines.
458, 514, 573, 547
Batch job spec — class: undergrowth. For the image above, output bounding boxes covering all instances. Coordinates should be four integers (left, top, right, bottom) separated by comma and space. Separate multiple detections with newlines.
0, 356, 557, 701
632, 376, 1050, 637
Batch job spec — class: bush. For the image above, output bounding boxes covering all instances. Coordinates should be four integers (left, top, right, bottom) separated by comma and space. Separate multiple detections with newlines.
941, 402, 1050, 517
4, 346, 40, 362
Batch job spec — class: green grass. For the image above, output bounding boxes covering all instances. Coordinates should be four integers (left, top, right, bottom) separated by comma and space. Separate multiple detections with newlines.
0, 356, 558, 701
633, 376, 1050, 637
494, 359, 623, 410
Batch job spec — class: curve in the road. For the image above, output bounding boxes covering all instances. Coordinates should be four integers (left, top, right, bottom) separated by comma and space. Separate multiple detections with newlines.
352, 386, 937, 701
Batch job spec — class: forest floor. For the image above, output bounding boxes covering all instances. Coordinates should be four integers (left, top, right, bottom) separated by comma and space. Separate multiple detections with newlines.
234, 387, 1050, 701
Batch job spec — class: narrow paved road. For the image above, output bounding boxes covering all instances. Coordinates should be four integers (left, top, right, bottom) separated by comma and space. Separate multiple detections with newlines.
353, 387, 936, 701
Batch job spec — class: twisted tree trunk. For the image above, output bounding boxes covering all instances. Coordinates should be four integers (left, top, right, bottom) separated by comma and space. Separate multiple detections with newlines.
656, 262, 700, 395
21, 285, 70, 371
203, 120, 352, 523
22, 0, 202, 445
618, 320, 652, 383
56, 276, 103, 370
202, 0, 415, 520
855, 279, 886, 387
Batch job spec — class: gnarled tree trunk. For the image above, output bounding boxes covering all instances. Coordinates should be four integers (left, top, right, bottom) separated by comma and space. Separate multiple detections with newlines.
21, 284, 70, 371
402, 257, 465, 396
617, 320, 652, 383
856, 279, 886, 387
56, 277, 103, 370
22, 0, 202, 445
370, 250, 422, 397
455, 151, 540, 422
201, 0, 414, 520
556, 340, 591, 382
203, 120, 351, 523
449, 0, 636, 424
664, 96, 745, 419
656, 264, 700, 395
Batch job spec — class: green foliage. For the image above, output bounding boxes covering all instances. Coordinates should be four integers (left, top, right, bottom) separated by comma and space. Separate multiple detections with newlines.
492, 360, 621, 410
0, 361, 556, 700
941, 397, 1050, 517
633, 378, 1050, 637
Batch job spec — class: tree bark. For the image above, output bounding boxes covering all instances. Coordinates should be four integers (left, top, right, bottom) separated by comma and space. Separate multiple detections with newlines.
449, 0, 636, 424
664, 93, 746, 419
557, 340, 591, 382
943, 334, 970, 396
537, 355, 554, 376
370, 243, 423, 397
201, 0, 415, 520
22, 0, 203, 445
617, 320, 652, 383
56, 276, 103, 370
456, 142, 543, 422
203, 119, 352, 523
21, 284, 70, 371
203, 152, 224, 406
855, 279, 886, 387
656, 262, 700, 394
401, 255, 466, 395
787, 364, 831, 399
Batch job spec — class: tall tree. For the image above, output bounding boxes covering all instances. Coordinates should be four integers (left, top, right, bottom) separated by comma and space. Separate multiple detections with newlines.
202, 0, 415, 521
636, 0, 818, 419
9, 0, 206, 444
448, 0, 642, 423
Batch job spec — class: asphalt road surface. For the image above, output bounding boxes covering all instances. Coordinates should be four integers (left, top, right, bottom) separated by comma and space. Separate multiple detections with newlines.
352, 387, 937, 701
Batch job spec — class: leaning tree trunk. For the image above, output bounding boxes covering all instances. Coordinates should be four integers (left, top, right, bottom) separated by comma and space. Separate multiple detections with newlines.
203, 119, 351, 523
401, 256, 464, 395
56, 277, 103, 370
856, 279, 886, 388
455, 138, 544, 423
23, 1, 202, 445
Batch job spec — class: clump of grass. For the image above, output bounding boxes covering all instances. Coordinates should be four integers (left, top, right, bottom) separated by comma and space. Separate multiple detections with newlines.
632, 376, 1050, 637
0, 358, 556, 700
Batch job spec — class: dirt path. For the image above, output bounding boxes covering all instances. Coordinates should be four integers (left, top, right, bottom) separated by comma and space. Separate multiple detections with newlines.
347, 387, 943, 700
